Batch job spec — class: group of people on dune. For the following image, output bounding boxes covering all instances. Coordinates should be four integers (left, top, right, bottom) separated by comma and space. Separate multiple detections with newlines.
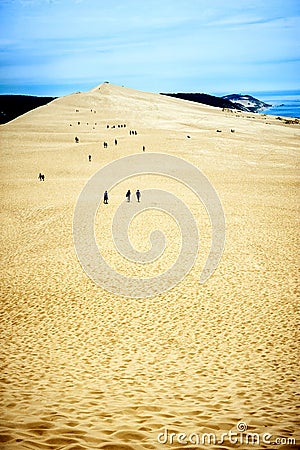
103, 189, 141, 204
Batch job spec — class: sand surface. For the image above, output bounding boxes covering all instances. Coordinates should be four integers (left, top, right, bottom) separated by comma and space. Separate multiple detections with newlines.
0, 83, 299, 449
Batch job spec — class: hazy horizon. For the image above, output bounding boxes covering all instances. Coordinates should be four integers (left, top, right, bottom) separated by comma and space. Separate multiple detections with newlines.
0, 83, 300, 99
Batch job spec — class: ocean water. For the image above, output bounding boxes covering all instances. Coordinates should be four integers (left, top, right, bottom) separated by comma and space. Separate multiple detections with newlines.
250, 90, 300, 118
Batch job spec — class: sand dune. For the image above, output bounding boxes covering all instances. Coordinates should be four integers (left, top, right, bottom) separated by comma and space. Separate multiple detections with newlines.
0, 83, 299, 449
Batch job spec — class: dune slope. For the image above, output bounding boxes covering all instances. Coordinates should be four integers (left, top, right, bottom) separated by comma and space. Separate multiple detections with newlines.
0, 83, 299, 449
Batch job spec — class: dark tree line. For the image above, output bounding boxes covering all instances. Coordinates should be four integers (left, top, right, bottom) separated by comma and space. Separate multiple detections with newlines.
0, 95, 56, 124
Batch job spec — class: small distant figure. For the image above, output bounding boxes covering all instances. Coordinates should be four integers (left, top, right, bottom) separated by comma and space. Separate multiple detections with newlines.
187, 135, 191, 138
88, 154, 92, 162
136, 189, 141, 202
134, 130, 137, 135
104, 191, 108, 204
142, 145, 145, 152
115, 139, 118, 145
78, 121, 80, 125
129, 130, 132, 135
124, 124, 126, 128
126, 190, 131, 202
38, 173, 45, 181
103, 142, 108, 148
231, 129, 235, 133
75, 136, 79, 143
107, 124, 109, 128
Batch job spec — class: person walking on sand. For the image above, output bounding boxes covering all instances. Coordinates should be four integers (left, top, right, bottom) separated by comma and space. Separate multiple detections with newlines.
88, 154, 92, 162
136, 189, 141, 202
126, 190, 131, 202
115, 139, 117, 145
104, 191, 108, 204
142, 145, 145, 152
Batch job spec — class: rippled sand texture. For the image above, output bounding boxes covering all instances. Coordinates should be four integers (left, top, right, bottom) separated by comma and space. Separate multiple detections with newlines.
0, 83, 299, 449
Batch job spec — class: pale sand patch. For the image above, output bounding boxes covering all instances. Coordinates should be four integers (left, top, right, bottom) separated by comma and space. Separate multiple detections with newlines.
0, 83, 299, 449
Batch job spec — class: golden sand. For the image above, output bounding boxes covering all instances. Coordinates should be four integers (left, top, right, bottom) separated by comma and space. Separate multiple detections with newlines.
0, 83, 299, 449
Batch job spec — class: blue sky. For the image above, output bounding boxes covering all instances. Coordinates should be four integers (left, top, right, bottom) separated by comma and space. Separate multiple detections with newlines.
0, 0, 299, 96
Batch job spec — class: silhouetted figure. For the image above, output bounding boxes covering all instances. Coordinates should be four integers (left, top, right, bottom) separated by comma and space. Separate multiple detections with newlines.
135, 130, 137, 135
129, 130, 132, 135
103, 142, 108, 148
88, 154, 92, 162
107, 124, 109, 128
115, 139, 117, 145
126, 190, 131, 202
38, 173, 45, 181
104, 191, 108, 204
124, 124, 126, 127
75, 136, 79, 143
142, 145, 145, 152
136, 189, 141, 202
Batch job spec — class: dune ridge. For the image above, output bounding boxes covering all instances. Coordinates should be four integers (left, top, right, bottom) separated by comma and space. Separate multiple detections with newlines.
0, 83, 299, 449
